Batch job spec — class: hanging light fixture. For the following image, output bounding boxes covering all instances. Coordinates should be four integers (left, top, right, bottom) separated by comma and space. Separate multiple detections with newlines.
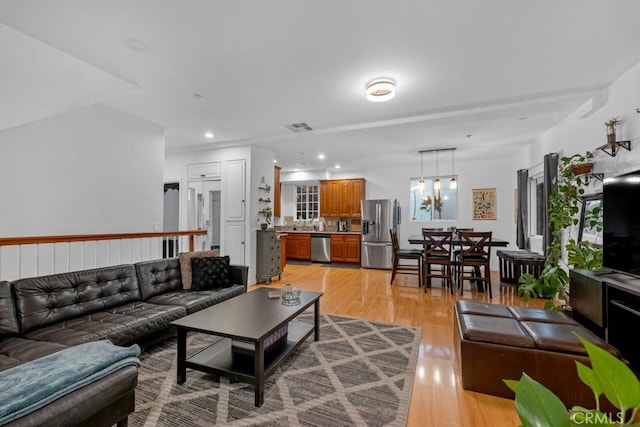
418, 151, 425, 189
433, 151, 441, 191
450, 149, 457, 189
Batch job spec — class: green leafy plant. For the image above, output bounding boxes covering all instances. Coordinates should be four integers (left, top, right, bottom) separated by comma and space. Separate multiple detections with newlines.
566, 240, 603, 271
260, 206, 273, 225
505, 334, 640, 425
567, 200, 603, 271
605, 117, 622, 129
518, 151, 596, 305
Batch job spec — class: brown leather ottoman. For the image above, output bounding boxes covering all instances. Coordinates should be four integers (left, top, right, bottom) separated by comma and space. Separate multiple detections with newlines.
453, 300, 621, 408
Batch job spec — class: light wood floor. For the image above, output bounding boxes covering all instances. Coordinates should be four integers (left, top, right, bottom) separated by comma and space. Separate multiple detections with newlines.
254, 262, 545, 427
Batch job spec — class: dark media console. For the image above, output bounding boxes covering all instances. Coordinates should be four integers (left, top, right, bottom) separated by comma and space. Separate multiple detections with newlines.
570, 269, 640, 372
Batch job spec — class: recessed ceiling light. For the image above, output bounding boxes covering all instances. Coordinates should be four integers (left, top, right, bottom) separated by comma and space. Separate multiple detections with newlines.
366, 78, 396, 102
124, 38, 148, 51
318, 154, 325, 159
273, 159, 278, 163
204, 132, 214, 139
335, 164, 341, 169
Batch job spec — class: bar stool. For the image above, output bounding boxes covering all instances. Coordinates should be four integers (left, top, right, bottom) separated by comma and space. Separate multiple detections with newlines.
390, 229, 423, 287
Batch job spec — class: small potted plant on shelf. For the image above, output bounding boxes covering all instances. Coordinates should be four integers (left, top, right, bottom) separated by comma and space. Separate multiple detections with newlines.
565, 150, 594, 177
260, 207, 272, 230
605, 116, 622, 144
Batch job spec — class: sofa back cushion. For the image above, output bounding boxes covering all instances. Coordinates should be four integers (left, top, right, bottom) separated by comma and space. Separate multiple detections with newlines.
12, 265, 140, 334
0, 281, 20, 336
191, 256, 231, 291
178, 250, 220, 289
135, 258, 182, 300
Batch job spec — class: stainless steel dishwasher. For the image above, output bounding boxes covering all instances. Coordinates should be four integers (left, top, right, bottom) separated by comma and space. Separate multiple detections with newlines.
310, 233, 331, 262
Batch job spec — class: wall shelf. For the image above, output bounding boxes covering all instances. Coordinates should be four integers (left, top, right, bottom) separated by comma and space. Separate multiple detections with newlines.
597, 140, 631, 157
575, 172, 603, 186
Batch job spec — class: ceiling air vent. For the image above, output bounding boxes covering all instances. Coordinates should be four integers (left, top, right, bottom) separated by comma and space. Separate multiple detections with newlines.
286, 122, 313, 133
295, 162, 309, 167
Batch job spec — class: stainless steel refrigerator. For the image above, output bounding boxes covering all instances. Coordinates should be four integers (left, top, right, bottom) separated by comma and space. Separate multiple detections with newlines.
361, 199, 400, 269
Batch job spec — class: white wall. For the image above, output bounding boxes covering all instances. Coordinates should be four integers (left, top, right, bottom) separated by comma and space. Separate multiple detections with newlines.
165, 145, 276, 285
0, 105, 164, 236
512, 60, 640, 253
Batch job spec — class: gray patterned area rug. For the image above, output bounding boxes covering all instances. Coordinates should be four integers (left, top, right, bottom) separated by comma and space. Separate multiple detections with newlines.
131, 313, 421, 426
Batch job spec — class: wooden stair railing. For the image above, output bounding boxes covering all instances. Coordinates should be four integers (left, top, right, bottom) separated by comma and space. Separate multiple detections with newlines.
0, 230, 208, 281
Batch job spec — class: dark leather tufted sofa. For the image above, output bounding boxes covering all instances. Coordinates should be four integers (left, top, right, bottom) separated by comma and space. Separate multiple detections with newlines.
0, 257, 248, 426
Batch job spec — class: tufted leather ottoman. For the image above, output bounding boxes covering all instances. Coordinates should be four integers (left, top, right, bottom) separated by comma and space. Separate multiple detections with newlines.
453, 300, 622, 408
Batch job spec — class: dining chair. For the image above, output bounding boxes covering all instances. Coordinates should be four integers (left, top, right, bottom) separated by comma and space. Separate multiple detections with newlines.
456, 231, 493, 298
422, 230, 454, 294
390, 229, 423, 287
452, 228, 474, 278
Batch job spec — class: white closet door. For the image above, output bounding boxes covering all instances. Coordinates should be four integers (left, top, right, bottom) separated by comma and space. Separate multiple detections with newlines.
224, 159, 246, 221
224, 223, 245, 265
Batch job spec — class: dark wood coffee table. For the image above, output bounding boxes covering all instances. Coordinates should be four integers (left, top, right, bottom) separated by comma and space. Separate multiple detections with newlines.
172, 287, 322, 406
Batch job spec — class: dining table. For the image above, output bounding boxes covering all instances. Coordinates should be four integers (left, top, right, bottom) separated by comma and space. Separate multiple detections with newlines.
407, 234, 509, 247
407, 233, 509, 293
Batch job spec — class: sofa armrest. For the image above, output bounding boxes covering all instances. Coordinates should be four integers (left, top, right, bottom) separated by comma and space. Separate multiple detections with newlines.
229, 265, 249, 292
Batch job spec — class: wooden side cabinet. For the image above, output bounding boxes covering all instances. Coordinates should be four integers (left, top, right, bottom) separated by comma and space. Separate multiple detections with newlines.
331, 234, 360, 263
256, 231, 281, 283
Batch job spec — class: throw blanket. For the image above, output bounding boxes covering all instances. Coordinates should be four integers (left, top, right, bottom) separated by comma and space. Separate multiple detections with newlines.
0, 340, 140, 425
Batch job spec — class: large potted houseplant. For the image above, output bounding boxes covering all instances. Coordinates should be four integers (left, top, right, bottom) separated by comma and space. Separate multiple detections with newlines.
518, 151, 597, 308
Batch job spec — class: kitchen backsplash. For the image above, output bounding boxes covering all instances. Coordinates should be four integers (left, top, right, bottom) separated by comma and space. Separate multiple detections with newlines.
276, 218, 361, 232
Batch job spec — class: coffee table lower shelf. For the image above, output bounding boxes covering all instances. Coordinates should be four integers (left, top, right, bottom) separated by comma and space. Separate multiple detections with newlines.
181, 321, 314, 405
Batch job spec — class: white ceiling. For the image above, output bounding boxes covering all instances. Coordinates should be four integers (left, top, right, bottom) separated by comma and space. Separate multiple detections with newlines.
2, 0, 640, 172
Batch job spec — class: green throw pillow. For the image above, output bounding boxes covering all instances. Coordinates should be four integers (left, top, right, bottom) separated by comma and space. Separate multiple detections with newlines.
190, 256, 231, 290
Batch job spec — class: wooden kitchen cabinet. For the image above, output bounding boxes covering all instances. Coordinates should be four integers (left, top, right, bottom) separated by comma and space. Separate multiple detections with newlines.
320, 178, 365, 218
274, 165, 281, 218
284, 233, 311, 260
331, 234, 361, 263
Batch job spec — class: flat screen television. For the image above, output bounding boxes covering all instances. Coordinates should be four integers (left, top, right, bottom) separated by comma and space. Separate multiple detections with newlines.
603, 169, 640, 276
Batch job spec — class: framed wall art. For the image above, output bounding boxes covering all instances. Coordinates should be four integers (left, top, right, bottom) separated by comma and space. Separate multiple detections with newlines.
472, 188, 497, 220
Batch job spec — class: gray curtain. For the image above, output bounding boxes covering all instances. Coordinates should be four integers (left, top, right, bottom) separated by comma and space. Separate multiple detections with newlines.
516, 169, 529, 249
543, 153, 559, 257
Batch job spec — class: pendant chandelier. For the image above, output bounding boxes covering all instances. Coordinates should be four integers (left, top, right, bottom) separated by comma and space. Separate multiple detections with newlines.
417, 148, 457, 191
418, 151, 425, 189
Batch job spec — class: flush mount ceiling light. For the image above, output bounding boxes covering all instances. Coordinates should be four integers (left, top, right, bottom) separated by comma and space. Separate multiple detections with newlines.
204, 132, 214, 139
366, 78, 396, 102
